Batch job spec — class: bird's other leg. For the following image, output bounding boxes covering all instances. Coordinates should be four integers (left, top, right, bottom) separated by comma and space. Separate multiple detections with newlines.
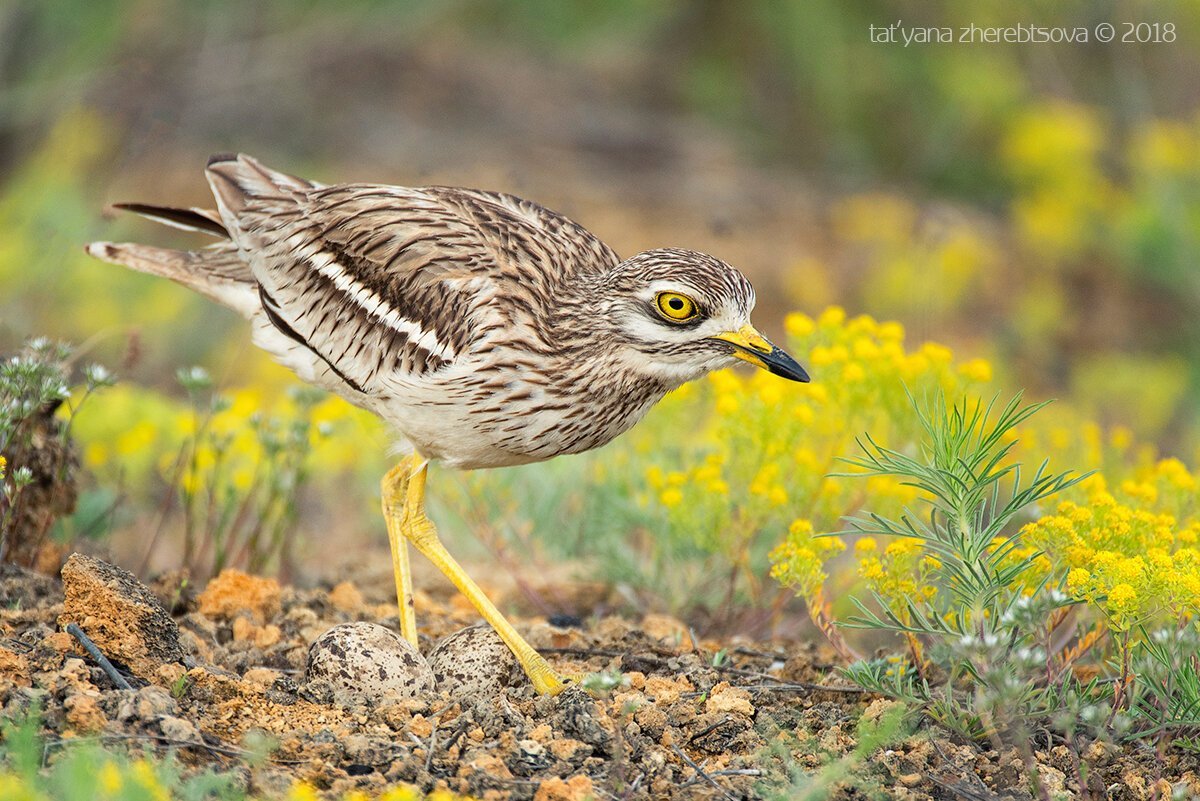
381, 462, 418, 647
397, 454, 569, 696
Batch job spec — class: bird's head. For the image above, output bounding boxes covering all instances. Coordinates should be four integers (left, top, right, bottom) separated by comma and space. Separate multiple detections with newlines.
598, 248, 810, 387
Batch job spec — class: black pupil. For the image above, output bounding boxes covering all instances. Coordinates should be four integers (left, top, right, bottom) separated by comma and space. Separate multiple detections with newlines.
669, 298, 684, 311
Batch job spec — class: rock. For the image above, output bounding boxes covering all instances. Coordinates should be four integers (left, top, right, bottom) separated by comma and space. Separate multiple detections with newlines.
343, 734, 396, 767
243, 667, 283, 689
147, 568, 193, 615
197, 569, 281, 624
704, 681, 754, 717
232, 616, 282, 648
159, 715, 198, 742
58, 553, 185, 680
1038, 764, 1068, 796
63, 692, 106, 733
644, 675, 692, 706
117, 685, 176, 723
0, 647, 31, 692
548, 738, 592, 763
328, 581, 365, 613
427, 624, 521, 697
0, 562, 62, 608
534, 775, 596, 801
304, 622, 433, 704
640, 614, 694, 649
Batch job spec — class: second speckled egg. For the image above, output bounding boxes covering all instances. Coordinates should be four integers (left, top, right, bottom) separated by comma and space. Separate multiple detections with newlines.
427, 624, 522, 697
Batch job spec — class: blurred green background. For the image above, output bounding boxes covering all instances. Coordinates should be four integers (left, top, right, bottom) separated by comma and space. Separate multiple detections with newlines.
2, 0, 1198, 600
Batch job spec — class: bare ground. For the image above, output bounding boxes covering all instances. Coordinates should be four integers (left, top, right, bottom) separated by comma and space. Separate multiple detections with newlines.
2, 559, 1198, 800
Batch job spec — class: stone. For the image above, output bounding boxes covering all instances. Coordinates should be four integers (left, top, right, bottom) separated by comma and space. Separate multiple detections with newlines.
304, 622, 433, 705
534, 775, 595, 801
159, 715, 199, 742
58, 553, 185, 680
328, 581, 365, 613
704, 682, 754, 717
427, 624, 521, 697
197, 569, 281, 624
640, 614, 694, 649
0, 647, 31, 692
64, 692, 107, 733
117, 685, 177, 722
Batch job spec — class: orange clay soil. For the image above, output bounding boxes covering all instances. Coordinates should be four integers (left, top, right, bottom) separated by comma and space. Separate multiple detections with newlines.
2, 559, 1199, 800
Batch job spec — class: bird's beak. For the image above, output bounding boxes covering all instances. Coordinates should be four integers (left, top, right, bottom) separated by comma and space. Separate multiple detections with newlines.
709, 324, 810, 383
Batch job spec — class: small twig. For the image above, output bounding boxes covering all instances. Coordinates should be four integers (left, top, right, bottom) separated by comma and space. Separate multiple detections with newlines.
688, 715, 730, 744
66, 623, 132, 690
424, 718, 439, 773
540, 646, 673, 664
731, 646, 789, 661
679, 768, 763, 788
671, 743, 737, 801
683, 682, 865, 697
43, 731, 308, 765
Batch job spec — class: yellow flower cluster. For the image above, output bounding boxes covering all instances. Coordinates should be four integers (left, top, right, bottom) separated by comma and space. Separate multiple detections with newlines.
0, 759, 480, 801
829, 193, 1000, 323
1022, 459, 1200, 631
645, 306, 991, 600
72, 384, 389, 499
287, 782, 475, 801
853, 536, 938, 613
767, 519, 845, 599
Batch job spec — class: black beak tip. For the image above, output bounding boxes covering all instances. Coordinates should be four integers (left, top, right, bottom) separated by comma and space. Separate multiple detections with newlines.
765, 346, 811, 383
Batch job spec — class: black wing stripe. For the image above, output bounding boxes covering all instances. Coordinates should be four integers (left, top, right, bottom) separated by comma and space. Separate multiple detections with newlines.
257, 283, 366, 393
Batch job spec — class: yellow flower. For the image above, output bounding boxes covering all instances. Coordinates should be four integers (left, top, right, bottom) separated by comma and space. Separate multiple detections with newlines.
878, 321, 905, 342
1066, 568, 1091, 596
1105, 582, 1139, 628
130, 760, 168, 801
784, 312, 815, 338
818, 305, 847, 328
99, 761, 122, 794
659, 488, 683, 508
715, 394, 740, 415
287, 783, 320, 801
379, 787, 422, 801
958, 358, 993, 383
855, 537, 877, 553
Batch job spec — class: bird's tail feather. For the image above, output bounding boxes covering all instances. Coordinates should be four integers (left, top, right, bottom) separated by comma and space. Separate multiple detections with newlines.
85, 240, 259, 318
111, 203, 228, 237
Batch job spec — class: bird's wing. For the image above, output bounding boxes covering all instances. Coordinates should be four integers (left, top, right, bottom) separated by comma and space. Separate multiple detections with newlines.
204, 154, 616, 395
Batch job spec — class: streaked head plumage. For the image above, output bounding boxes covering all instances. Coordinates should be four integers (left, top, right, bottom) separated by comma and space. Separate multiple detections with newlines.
590, 248, 808, 387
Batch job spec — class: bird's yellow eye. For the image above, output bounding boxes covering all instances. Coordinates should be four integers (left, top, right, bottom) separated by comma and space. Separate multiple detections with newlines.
655, 292, 699, 322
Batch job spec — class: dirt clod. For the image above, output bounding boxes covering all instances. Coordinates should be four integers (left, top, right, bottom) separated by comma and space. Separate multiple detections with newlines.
58, 553, 185, 680
197, 569, 281, 624
532, 774, 595, 801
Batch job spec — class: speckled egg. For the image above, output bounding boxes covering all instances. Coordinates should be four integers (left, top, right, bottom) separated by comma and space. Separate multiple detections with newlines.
427, 624, 522, 697
304, 622, 433, 703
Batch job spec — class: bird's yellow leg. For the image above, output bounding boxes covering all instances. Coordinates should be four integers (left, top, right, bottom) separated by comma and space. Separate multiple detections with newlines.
386, 453, 569, 696
382, 464, 418, 647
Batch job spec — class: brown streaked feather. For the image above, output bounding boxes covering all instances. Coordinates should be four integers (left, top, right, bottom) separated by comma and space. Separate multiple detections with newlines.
201, 155, 620, 396
85, 240, 257, 316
